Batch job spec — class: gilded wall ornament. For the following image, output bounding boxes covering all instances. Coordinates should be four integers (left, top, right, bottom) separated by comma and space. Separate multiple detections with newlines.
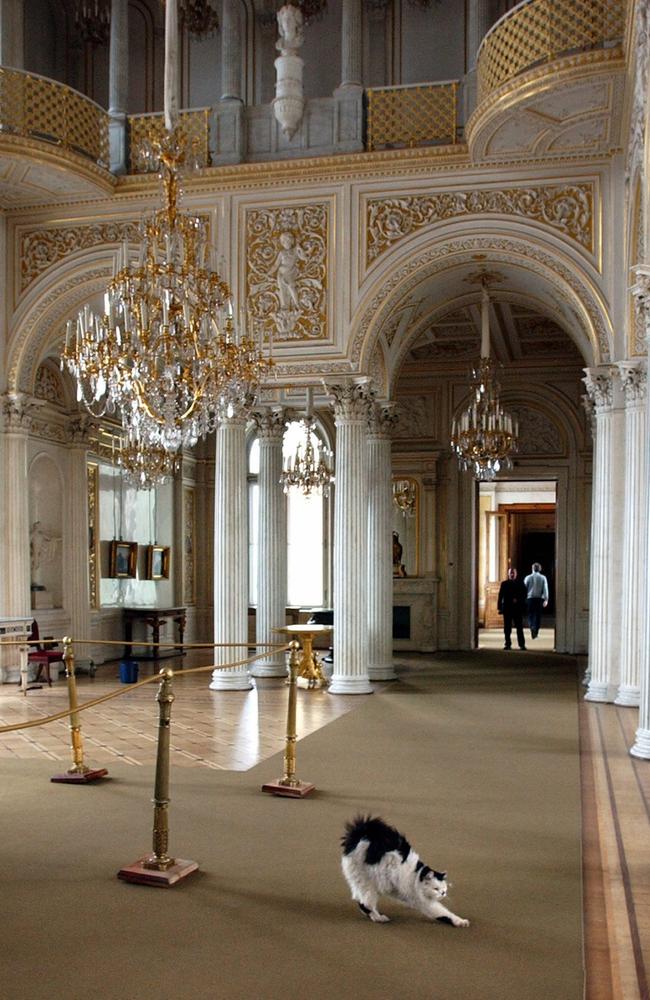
246, 204, 327, 342
365, 183, 594, 266
183, 486, 196, 606
87, 463, 99, 610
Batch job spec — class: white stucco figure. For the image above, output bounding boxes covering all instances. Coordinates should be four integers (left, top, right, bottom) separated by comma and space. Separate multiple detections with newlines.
30, 521, 60, 583
270, 232, 305, 311
276, 2, 304, 53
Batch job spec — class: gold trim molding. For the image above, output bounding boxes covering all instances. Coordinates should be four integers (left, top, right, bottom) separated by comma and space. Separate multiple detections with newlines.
365, 182, 594, 268
87, 461, 99, 610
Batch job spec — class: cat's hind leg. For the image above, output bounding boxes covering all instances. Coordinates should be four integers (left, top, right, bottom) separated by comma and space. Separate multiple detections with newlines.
427, 901, 469, 928
354, 891, 390, 923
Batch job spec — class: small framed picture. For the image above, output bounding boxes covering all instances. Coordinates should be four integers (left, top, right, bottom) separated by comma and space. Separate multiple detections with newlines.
109, 540, 138, 578
146, 544, 170, 580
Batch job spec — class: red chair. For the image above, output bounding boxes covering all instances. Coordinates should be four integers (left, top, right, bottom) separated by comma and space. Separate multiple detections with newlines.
27, 620, 64, 687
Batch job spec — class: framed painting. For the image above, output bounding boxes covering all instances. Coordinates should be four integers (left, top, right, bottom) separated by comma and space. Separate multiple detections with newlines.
146, 544, 170, 580
109, 540, 138, 579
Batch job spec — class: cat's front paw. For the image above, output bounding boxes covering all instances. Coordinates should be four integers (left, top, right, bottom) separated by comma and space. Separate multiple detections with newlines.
370, 913, 390, 923
453, 917, 470, 928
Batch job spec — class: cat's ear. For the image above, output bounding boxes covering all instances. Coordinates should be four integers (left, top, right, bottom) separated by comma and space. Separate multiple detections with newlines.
434, 870, 447, 881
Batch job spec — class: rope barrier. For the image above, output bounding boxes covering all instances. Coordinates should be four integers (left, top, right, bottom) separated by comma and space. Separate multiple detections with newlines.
0, 643, 292, 735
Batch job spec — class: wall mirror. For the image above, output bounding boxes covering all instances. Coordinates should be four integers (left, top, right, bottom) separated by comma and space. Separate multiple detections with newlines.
392, 476, 419, 577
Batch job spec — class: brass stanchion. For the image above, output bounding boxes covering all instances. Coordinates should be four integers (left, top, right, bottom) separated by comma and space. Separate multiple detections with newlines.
118, 666, 198, 886
262, 641, 315, 798
51, 637, 108, 784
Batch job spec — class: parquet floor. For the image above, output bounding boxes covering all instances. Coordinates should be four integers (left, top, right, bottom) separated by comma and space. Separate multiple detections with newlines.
0, 639, 648, 998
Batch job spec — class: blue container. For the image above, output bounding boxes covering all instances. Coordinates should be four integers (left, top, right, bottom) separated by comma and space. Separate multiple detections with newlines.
119, 659, 139, 684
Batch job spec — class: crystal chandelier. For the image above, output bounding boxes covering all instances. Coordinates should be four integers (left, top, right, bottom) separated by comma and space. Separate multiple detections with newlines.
393, 478, 416, 517
160, 0, 220, 39
118, 433, 181, 490
280, 388, 334, 497
63, 0, 271, 452
75, 0, 110, 46
450, 283, 518, 482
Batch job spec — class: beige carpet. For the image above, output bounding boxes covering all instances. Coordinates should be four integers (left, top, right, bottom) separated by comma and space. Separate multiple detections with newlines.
0, 651, 583, 1000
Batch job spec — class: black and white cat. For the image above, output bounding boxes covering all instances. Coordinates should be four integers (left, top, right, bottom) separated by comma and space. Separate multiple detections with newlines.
341, 815, 469, 927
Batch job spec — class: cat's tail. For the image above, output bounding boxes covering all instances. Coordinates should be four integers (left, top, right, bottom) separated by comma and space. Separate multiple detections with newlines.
341, 815, 385, 855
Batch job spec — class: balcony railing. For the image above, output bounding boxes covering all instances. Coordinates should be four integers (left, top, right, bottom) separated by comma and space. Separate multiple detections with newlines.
366, 81, 459, 151
477, 0, 627, 104
128, 108, 211, 173
0, 67, 109, 167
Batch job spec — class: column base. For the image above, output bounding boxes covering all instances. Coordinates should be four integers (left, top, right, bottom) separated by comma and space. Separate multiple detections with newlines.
614, 685, 640, 707
209, 669, 253, 691
328, 676, 373, 695
584, 680, 611, 703
630, 726, 650, 759
251, 661, 287, 678
368, 663, 397, 681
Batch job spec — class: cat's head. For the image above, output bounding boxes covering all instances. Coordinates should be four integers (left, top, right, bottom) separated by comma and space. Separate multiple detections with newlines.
419, 867, 448, 900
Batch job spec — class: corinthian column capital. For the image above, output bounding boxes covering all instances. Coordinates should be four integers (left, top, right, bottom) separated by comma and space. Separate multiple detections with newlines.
326, 378, 375, 422
582, 366, 617, 412
252, 406, 287, 442
617, 359, 647, 406
368, 400, 399, 439
1, 392, 40, 432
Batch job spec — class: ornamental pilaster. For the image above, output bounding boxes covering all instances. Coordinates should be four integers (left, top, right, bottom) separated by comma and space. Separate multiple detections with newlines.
252, 407, 288, 678
326, 379, 375, 694
582, 367, 625, 703
210, 411, 252, 690
367, 402, 398, 681
615, 361, 647, 708
0, 394, 36, 617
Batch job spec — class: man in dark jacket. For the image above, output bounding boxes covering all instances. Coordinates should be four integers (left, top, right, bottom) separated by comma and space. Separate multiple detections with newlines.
497, 568, 527, 650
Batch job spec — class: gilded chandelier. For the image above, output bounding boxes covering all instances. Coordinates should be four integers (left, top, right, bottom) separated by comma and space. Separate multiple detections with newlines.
450, 284, 517, 482
281, 389, 334, 497
393, 478, 416, 517
63, 1, 271, 452
118, 433, 181, 490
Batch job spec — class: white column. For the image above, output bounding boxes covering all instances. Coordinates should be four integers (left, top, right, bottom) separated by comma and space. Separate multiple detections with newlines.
108, 0, 129, 174
616, 361, 647, 707
367, 402, 398, 681
65, 417, 94, 656
252, 407, 287, 677
340, 0, 362, 88
0, 0, 24, 68
1, 395, 33, 618
210, 411, 252, 690
327, 380, 373, 695
630, 273, 650, 757
221, 0, 243, 101
583, 367, 625, 703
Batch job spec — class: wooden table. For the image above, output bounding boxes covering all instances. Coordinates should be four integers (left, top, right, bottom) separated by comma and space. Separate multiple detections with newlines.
123, 607, 186, 660
272, 624, 333, 689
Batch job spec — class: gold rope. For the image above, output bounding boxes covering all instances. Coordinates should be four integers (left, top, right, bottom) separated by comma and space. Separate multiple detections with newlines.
0, 644, 291, 735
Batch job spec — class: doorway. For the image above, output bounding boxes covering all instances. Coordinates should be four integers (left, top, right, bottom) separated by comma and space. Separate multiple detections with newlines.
477, 481, 557, 649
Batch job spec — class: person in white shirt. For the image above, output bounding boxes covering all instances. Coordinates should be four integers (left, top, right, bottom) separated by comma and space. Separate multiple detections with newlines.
524, 562, 549, 640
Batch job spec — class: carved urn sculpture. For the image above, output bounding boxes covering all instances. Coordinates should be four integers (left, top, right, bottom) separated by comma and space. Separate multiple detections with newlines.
273, 2, 305, 138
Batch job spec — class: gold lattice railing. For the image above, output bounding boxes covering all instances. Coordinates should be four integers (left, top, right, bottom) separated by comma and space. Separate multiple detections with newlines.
0, 68, 109, 167
478, 0, 628, 103
366, 81, 459, 152
128, 108, 211, 172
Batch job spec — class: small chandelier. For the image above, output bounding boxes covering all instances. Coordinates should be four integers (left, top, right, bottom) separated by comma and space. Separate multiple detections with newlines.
393, 478, 416, 517
63, 1, 271, 452
160, 0, 220, 39
450, 282, 518, 482
281, 388, 334, 497
118, 433, 180, 490
75, 0, 110, 46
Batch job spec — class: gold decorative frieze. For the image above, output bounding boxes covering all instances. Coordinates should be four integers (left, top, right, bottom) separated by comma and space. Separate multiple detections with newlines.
183, 486, 196, 606
20, 221, 141, 292
87, 462, 99, 610
245, 203, 328, 342
366, 182, 594, 266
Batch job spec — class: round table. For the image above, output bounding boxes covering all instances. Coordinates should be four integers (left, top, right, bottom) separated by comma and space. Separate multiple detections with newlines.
272, 624, 333, 688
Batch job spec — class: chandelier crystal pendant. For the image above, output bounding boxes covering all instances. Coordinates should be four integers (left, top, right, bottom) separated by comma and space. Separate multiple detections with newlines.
63, 0, 271, 452
450, 283, 518, 482
280, 388, 334, 497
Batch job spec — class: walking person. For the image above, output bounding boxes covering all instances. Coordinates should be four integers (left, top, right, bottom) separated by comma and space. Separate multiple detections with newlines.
524, 562, 549, 640
497, 567, 528, 650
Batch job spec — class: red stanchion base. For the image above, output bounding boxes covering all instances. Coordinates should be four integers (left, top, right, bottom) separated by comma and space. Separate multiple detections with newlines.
261, 778, 315, 798
117, 857, 199, 886
50, 768, 109, 784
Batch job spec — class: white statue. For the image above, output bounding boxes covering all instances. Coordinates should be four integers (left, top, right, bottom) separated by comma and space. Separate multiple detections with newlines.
30, 521, 60, 579
270, 232, 305, 311
276, 2, 304, 53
